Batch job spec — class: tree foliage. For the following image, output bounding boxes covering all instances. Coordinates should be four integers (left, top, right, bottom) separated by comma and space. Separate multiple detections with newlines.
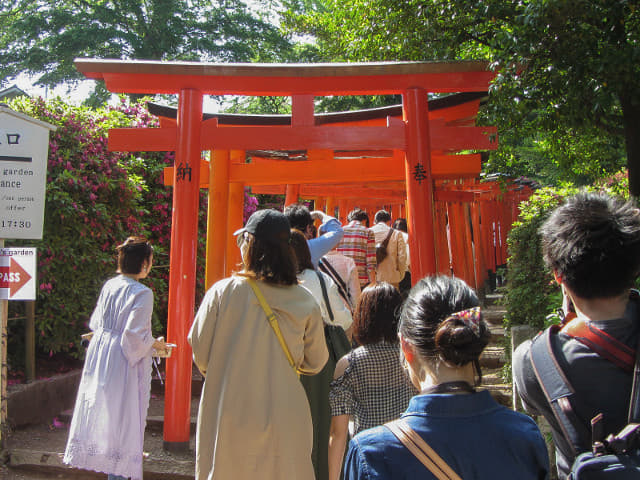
0, 0, 291, 102
283, 0, 638, 191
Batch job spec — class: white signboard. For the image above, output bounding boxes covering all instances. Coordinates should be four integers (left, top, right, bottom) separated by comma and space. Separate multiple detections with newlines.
0, 106, 56, 239
0, 247, 36, 300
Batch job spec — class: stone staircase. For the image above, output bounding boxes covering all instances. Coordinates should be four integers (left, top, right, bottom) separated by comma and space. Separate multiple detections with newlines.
479, 292, 512, 408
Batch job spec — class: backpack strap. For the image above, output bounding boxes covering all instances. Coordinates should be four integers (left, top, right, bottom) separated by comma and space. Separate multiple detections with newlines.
385, 419, 462, 480
561, 317, 635, 372
628, 320, 640, 422
530, 326, 592, 456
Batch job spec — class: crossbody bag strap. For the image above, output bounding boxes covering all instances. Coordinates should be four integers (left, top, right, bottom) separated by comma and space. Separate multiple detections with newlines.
530, 326, 592, 455
247, 278, 298, 374
315, 270, 334, 322
385, 419, 461, 480
319, 257, 350, 300
382, 226, 394, 248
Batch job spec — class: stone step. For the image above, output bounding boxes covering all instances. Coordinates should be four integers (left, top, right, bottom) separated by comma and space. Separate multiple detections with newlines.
480, 345, 506, 369
481, 367, 512, 409
483, 307, 506, 326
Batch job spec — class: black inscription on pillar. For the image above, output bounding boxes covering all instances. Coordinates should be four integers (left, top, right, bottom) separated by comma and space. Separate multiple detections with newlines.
413, 163, 427, 185
177, 162, 192, 182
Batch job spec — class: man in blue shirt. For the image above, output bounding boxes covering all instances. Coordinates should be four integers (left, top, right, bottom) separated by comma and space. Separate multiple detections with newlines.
284, 203, 343, 267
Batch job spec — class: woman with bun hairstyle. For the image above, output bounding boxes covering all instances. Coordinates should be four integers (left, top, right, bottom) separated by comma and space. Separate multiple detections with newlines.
344, 275, 549, 480
64, 237, 169, 480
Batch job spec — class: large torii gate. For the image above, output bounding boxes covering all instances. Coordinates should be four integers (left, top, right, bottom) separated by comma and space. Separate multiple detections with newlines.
75, 59, 497, 450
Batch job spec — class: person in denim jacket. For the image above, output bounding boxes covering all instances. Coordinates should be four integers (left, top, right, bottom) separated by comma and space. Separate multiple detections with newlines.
344, 275, 549, 480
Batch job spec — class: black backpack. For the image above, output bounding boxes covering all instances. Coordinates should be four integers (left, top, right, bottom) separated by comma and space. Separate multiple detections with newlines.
530, 325, 640, 479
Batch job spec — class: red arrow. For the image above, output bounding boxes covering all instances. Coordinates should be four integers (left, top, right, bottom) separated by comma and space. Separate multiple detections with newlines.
0, 258, 32, 297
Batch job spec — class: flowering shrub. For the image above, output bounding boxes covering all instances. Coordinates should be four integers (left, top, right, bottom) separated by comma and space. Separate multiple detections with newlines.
6, 96, 207, 367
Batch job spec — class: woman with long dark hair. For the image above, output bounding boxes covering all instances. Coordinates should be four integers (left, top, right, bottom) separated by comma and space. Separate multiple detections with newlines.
328, 282, 416, 480
188, 209, 328, 480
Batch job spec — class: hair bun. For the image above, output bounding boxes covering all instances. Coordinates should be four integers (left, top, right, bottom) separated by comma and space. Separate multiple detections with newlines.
116, 236, 149, 251
434, 314, 490, 366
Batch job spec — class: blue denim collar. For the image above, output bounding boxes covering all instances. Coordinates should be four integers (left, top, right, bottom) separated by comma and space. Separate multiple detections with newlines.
402, 389, 500, 418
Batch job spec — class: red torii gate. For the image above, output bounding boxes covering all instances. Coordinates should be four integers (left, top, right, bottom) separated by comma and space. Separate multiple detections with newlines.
75, 58, 497, 450
154, 92, 498, 280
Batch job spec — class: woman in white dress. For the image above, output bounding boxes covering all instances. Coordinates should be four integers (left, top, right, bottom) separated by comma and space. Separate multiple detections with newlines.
64, 237, 168, 480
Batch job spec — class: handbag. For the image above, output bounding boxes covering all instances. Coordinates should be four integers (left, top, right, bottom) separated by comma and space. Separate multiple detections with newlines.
376, 227, 394, 265
315, 270, 351, 362
247, 277, 301, 376
385, 418, 462, 480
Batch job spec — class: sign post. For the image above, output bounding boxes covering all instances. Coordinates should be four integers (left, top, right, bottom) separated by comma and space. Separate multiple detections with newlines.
0, 105, 55, 448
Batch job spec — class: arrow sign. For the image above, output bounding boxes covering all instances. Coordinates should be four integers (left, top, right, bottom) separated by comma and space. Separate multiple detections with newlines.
0, 257, 32, 297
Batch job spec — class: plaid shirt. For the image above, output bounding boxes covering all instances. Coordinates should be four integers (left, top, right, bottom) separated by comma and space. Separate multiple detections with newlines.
329, 342, 417, 434
336, 221, 376, 287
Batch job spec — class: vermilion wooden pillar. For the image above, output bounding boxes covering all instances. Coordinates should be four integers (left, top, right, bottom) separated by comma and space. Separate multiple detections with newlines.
484, 200, 498, 273
227, 181, 245, 276
285, 184, 300, 206
164, 88, 203, 450
434, 202, 450, 274
338, 199, 348, 223
403, 87, 436, 284
326, 196, 336, 218
206, 149, 230, 289
471, 201, 487, 290
460, 202, 475, 288
447, 202, 464, 280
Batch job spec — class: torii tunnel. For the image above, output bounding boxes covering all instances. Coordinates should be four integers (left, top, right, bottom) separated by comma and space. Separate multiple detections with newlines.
75, 59, 532, 450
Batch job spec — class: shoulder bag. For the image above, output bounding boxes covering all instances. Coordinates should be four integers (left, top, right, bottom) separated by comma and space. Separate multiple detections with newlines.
375, 226, 394, 265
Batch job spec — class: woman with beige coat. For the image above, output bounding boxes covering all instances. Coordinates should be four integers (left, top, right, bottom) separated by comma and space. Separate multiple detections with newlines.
188, 209, 328, 480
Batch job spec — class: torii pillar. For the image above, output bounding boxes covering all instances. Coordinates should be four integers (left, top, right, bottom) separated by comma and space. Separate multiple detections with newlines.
403, 87, 436, 282
164, 89, 203, 450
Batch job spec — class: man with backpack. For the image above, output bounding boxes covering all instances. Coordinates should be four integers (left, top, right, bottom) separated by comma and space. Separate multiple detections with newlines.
369, 210, 407, 290
513, 191, 640, 479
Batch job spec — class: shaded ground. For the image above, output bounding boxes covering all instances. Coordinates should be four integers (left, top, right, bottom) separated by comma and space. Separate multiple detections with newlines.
3, 391, 197, 479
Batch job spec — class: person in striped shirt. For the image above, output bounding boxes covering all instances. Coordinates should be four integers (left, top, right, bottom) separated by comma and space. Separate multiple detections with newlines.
336, 208, 376, 289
